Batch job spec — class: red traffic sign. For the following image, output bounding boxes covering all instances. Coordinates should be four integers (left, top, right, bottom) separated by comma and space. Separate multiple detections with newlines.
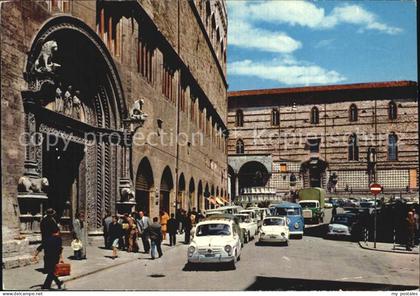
370, 183, 382, 195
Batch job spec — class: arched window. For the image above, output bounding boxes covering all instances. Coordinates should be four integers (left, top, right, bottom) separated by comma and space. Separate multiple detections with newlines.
388, 101, 398, 120
310, 107, 319, 124
348, 133, 359, 161
388, 133, 398, 161
349, 104, 358, 122
272, 108, 280, 126
236, 139, 244, 154
235, 109, 243, 127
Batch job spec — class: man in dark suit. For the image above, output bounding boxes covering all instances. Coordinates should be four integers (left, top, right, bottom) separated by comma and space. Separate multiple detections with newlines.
149, 217, 163, 259
42, 229, 64, 290
136, 211, 150, 253
167, 213, 178, 246
33, 208, 59, 270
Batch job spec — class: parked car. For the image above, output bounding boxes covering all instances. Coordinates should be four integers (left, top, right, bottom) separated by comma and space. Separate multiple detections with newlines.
326, 213, 358, 240
259, 216, 290, 245
213, 205, 244, 215
298, 187, 326, 224
324, 202, 333, 209
204, 213, 245, 246
234, 213, 258, 243
187, 219, 242, 269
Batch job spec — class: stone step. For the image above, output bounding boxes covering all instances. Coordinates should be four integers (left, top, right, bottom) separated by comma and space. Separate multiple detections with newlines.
2, 239, 30, 259
2, 254, 34, 269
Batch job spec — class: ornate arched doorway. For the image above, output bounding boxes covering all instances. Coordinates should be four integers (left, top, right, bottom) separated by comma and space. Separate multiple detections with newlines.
238, 161, 270, 192
135, 157, 154, 215
189, 178, 195, 210
19, 16, 129, 235
178, 173, 186, 210
197, 180, 203, 211
160, 167, 173, 214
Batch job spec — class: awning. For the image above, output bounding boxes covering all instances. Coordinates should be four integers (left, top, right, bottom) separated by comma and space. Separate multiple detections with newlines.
215, 197, 224, 205
206, 197, 217, 205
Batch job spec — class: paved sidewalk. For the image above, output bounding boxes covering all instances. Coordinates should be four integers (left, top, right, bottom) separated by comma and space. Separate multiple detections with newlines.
3, 234, 187, 291
358, 241, 419, 255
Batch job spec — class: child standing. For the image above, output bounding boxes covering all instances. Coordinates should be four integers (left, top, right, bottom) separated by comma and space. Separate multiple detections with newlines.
71, 234, 83, 260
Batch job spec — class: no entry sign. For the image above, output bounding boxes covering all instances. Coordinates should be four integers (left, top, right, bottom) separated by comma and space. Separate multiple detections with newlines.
370, 183, 382, 195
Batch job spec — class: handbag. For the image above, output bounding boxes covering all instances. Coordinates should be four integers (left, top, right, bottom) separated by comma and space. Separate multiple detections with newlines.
55, 262, 71, 277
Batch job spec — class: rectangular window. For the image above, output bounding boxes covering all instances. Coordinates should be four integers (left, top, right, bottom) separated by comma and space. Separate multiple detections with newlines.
280, 163, 287, 173
190, 95, 195, 123
179, 80, 186, 112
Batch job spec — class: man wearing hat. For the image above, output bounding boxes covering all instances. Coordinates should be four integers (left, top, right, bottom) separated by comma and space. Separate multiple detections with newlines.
33, 208, 59, 268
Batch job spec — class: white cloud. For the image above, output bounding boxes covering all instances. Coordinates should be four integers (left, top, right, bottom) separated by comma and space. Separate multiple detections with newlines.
229, 1, 402, 35
228, 59, 347, 86
229, 21, 302, 53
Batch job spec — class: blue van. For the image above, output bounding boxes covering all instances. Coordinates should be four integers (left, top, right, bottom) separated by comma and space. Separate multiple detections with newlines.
270, 202, 304, 238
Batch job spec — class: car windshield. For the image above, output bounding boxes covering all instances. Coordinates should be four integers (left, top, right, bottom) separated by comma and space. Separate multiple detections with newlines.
274, 208, 301, 216
263, 218, 285, 226
300, 202, 317, 208
234, 215, 249, 223
360, 202, 373, 208
196, 223, 231, 236
331, 216, 351, 225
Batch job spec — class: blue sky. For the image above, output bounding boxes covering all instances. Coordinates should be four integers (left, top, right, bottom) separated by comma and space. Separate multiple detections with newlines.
227, 1, 417, 91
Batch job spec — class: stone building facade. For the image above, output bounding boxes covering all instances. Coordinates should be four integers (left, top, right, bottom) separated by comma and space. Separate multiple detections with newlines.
1, 0, 228, 266
227, 81, 418, 201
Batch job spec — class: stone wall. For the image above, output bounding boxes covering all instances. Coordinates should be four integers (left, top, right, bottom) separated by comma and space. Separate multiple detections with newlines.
227, 85, 418, 193
1, 0, 228, 267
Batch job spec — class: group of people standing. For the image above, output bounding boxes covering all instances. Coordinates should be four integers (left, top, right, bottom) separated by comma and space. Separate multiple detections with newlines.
102, 207, 204, 259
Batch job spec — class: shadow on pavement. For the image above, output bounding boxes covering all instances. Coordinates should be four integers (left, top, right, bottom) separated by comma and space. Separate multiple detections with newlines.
245, 276, 418, 291
303, 224, 328, 238
182, 262, 235, 272
254, 242, 288, 247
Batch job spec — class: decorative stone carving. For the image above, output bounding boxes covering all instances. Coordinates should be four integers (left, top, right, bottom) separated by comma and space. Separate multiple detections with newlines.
129, 99, 147, 121
18, 176, 49, 193
72, 90, 82, 119
63, 85, 73, 116
33, 40, 61, 74
54, 86, 64, 113
119, 179, 135, 202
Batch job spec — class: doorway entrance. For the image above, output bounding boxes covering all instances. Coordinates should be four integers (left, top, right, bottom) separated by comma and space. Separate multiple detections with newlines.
42, 135, 84, 233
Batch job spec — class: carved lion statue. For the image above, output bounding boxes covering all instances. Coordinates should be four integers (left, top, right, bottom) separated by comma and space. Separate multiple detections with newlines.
18, 176, 49, 193
34, 40, 61, 73
120, 187, 135, 202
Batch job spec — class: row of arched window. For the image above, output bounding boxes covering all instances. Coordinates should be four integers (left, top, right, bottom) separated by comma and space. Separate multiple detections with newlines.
235, 133, 399, 161
234, 101, 399, 127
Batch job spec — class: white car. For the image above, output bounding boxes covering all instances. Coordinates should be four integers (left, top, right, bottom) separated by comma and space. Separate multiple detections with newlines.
187, 219, 242, 269
324, 202, 333, 209
234, 213, 258, 242
259, 216, 290, 245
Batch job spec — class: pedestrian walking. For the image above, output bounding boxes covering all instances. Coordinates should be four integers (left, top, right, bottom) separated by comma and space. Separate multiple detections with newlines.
167, 213, 178, 246
413, 208, 419, 245
102, 210, 112, 249
160, 211, 170, 241
184, 211, 192, 244
41, 229, 64, 290
127, 213, 139, 252
33, 208, 59, 269
149, 217, 163, 259
136, 211, 151, 253
121, 213, 131, 251
406, 210, 416, 251
109, 215, 123, 259
191, 207, 199, 224
176, 208, 184, 234
73, 211, 88, 259
332, 205, 337, 217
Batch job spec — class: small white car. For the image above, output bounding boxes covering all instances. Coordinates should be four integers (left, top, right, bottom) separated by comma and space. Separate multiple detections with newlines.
234, 213, 258, 242
259, 216, 290, 245
187, 219, 242, 268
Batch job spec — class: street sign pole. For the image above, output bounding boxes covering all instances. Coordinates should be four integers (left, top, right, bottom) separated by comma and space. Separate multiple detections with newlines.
370, 183, 381, 249
374, 194, 377, 249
